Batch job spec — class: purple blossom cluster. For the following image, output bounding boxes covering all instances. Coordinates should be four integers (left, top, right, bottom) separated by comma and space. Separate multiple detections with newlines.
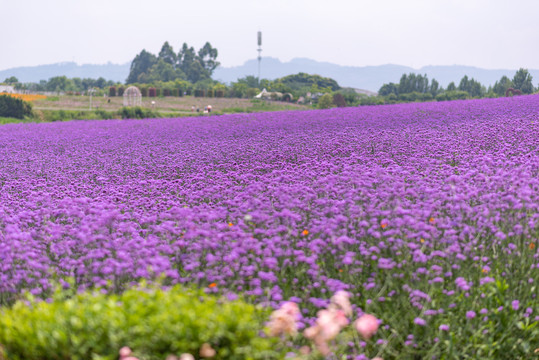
0, 95, 538, 326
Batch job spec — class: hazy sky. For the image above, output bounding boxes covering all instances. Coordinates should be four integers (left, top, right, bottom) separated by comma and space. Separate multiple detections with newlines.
2, 0, 539, 71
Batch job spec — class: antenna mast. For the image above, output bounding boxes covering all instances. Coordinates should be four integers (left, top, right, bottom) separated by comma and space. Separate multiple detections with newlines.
257, 31, 262, 82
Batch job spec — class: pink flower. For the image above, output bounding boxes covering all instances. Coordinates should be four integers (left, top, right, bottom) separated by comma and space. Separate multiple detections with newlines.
119, 347, 139, 360
354, 314, 379, 340
267, 302, 299, 336
329, 290, 352, 316
304, 307, 350, 355
316, 309, 347, 340
199, 343, 216, 358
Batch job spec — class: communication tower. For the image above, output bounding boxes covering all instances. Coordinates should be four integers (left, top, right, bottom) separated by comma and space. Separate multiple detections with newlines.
257, 31, 262, 81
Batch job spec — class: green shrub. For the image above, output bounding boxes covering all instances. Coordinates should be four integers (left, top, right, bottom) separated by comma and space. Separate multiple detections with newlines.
384, 93, 398, 104
436, 90, 469, 101
317, 93, 334, 109
359, 96, 385, 106
109, 86, 117, 97
0, 95, 33, 119
119, 107, 159, 119
0, 284, 282, 360
37, 110, 118, 122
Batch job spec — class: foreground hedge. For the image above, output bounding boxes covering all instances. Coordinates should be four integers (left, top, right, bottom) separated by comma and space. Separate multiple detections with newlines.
0, 95, 32, 119
0, 284, 281, 360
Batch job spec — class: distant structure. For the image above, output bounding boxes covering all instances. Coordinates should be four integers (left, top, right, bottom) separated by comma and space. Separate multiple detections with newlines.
257, 31, 262, 81
123, 86, 142, 107
0, 85, 15, 93
505, 87, 522, 97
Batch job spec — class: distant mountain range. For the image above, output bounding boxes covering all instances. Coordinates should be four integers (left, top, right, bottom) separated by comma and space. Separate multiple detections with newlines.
2, 58, 538, 93
0, 62, 131, 84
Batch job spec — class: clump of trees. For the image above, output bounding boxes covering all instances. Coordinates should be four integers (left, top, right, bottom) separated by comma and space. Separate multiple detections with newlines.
377, 68, 536, 104
126, 41, 219, 84
9, 76, 116, 95
0, 95, 33, 119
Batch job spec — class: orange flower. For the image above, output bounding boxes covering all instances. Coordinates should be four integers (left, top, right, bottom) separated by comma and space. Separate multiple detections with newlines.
380, 222, 387, 229
429, 217, 435, 224
420, 238, 425, 243
1, 93, 46, 102
228, 222, 233, 227
208, 282, 217, 288
530, 242, 536, 250
302, 229, 309, 236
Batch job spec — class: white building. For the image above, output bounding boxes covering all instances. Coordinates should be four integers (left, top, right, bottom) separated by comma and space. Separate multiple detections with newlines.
0, 85, 15, 93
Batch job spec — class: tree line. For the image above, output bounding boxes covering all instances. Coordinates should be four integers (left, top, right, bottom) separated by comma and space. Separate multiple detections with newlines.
377, 68, 535, 103
5, 76, 116, 94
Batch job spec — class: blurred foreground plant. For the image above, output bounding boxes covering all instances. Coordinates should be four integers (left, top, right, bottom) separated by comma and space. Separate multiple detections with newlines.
0, 282, 283, 360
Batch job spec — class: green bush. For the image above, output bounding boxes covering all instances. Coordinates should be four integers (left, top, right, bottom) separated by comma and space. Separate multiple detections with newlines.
37, 110, 118, 122
0, 95, 33, 119
359, 96, 385, 106
436, 90, 469, 101
317, 93, 334, 109
119, 107, 159, 119
0, 284, 282, 360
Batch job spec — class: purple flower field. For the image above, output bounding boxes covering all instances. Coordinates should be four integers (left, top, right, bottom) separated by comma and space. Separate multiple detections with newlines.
1, 95, 538, 355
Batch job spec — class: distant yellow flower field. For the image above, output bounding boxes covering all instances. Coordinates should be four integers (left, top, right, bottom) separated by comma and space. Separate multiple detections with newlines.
0, 93, 47, 101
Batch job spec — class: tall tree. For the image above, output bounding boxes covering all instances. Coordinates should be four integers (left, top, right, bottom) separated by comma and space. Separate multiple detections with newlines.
378, 82, 398, 96
177, 43, 207, 83
3, 76, 18, 84
458, 75, 469, 92
429, 79, 440, 96
158, 41, 177, 66
197, 42, 220, 76
446, 82, 457, 91
147, 59, 185, 82
492, 75, 513, 96
512, 68, 534, 94
126, 50, 157, 84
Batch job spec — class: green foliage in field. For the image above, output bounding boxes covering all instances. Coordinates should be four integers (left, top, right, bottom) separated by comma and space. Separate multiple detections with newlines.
0, 116, 35, 125
0, 284, 282, 360
119, 107, 160, 119
0, 95, 33, 119
317, 93, 334, 109
378, 68, 537, 104
276, 73, 341, 92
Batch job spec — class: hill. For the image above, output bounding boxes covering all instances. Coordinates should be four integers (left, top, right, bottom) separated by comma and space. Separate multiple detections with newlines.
0, 62, 130, 83
214, 58, 539, 92
2, 59, 539, 92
